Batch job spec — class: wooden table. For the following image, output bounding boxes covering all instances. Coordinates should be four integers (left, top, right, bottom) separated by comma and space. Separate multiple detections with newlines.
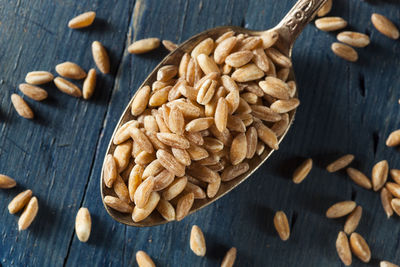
0, 0, 399, 266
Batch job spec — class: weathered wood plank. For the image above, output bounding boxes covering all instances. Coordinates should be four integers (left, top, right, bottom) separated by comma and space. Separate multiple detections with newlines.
0, 0, 134, 266
66, 0, 400, 266
1, 0, 400, 266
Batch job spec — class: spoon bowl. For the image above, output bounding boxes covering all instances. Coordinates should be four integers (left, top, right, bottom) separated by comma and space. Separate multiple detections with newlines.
101, 0, 327, 226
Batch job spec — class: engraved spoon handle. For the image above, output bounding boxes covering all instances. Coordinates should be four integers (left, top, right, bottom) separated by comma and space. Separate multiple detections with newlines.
276, 0, 327, 45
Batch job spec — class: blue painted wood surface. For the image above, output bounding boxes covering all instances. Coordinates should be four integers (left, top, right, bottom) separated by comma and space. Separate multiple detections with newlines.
1, 0, 400, 266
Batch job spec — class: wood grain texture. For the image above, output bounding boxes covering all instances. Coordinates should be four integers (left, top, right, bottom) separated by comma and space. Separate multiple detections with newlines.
1, 0, 400, 266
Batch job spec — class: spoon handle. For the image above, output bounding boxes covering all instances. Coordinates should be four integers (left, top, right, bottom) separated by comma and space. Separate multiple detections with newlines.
276, 0, 327, 45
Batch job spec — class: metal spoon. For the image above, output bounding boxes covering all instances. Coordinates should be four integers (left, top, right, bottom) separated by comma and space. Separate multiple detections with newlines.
101, 0, 327, 226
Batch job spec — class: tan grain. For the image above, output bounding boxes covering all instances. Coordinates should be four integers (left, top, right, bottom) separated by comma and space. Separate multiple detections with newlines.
381, 187, 393, 218
326, 154, 354, 173
231, 63, 264, 82
371, 13, 399, 39
25, 71, 54, 85
128, 38, 160, 54
55, 61, 86, 79
336, 231, 352, 266
156, 198, 175, 221
162, 40, 178, 52
132, 192, 160, 222
92, 41, 110, 74
391, 198, 400, 216
350, 232, 371, 263
104, 195, 133, 213
136, 251, 156, 267
230, 133, 247, 165
386, 129, 400, 147
18, 196, 38, 230
344, 206, 362, 235
326, 201, 357, 219
11, 94, 34, 119
331, 42, 358, 62
221, 247, 237, 267
372, 160, 389, 191
346, 167, 372, 189
265, 48, 292, 68
156, 149, 185, 177
113, 120, 139, 145
197, 54, 220, 74
54, 77, 82, 97
8, 189, 32, 214
68, 11, 95, 29
0, 174, 17, 189
103, 154, 117, 188
386, 182, 400, 198
254, 121, 279, 150
18, 83, 48, 101
75, 207, 91, 242
261, 29, 278, 48
315, 17, 348, 31
273, 211, 290, 241
176, 192, 194, 221
214, 36, 237, 64
259, 77, 290, 100
82, 68, 97, 99
337, 31, 370, 47
292, 158, 312, 184
221, 162, 249, 181
190, 225, 206, 256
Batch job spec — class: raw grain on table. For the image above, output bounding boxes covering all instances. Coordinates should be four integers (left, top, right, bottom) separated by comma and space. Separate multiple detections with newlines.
11, 94, 34, 119
190, 225, 206, 256
390, 169, 400, 184
82, 68, 97, 99
292, 158, 312, 184
371, 13, 400, 40
92, 41, 110, 74
18, 83, 48, 101
337, 31, 370, 48
136, 251, 156, 267
372, 160, 389, 191
326, 201, 356, 219
344, 206, 362, 235
336, 231, 352, 266
317, 0, 332, 17
18, 196, 38, 231
349, 232, 371, 263
273, 211, 290, 241
75, 207, 91, 242
380, 261, 400, 267
381, 187, 394, 218
55, 61, 86, 80
25, 71, 54, 85
391, 198, 400, 216
8, 189, 32, 214
128, 38, 160, 54
346, 167, 372, 189
162, 40, 178, 52
0, 174, 17, 189
54, 77, 82, 97
386, 182, 400, 198
315, 17, 347, 31
386, 129, 400, 147
331, 42, 358, 62
221, 247, 237, 267
326, 154, 354, 173
68, 11, 96, 29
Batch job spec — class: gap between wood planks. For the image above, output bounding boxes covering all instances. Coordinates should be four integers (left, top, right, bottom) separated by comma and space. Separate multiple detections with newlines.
62, 1, 137, 265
